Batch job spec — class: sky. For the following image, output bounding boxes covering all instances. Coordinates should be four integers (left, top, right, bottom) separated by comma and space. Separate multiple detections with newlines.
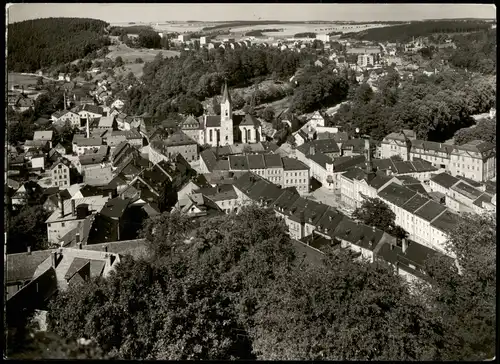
7, 3, 496, 24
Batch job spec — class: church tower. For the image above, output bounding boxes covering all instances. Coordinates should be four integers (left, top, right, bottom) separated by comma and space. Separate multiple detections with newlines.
220, 82, 234, 145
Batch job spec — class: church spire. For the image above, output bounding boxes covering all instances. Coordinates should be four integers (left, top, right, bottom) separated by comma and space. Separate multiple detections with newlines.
221, 81, 231, 104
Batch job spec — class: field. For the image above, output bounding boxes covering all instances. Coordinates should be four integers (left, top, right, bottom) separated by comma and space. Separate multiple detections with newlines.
105, 44, 180, 78
106, 44, 180, 63
8, 73, 40, 88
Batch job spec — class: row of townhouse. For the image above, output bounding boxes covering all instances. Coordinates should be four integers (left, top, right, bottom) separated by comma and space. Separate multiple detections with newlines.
338, 164, 462, 256
429, 172, 496, 215
200, 149, 311, 194
230, 171, 445, 284
380, 129, 496, 182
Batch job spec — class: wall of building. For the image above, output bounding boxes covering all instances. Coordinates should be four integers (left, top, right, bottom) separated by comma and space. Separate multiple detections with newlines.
51, 164, 70, 188
166, 144, 198, 162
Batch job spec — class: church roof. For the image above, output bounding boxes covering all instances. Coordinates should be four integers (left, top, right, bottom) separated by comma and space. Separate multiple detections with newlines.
221, 82, 231, 104
180, 115, 202, 130
240, 114, 261, 127
206, 115, 221, 128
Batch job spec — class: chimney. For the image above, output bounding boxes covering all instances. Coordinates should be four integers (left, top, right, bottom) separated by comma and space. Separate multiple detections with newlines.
108, 190, 113, 199
77, 242, 82, 250
402, 238, 408, 253
309, 145, 315, 156
372, 225, 376, 232
216, 186, 221, 193
58, 195, 65, 218
71, 199, 76, 216
390, 243, 394, 251
75, 233, 80, 244
27, 246, 31, 254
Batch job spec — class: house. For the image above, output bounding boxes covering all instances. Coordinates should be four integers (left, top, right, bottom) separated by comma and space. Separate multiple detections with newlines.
340, 167, 397, 209
381, 131, 496, 182
84, 165, 114, 187
148, 131, 199, 163
33, 131, 54, 149
104, 129, 143, 148
51, 110, 81, 129
11, 181, 44, 210
77, 145, 109, 174
58, 73, 71, 82
6, 247, 120, 317
377, 182, 456, 255
314, 60, 324, 68
45, 195, 110, 244
296, 139, 341, 166
23, 139, 50, 153
357, 54, 374, 67
49, 159, 71, 188
96, 115, 117, 131
72, 135, 103, 155
53, 143, 68, 156
111, 99, 125, 110
193, 185, 239, 214
281, 157, 310, 194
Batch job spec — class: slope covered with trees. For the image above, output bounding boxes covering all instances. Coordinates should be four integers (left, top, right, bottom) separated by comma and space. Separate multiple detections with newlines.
449, 29, 496, 74
32, 206, 496, 360
333, 69, 496, 141
124, 47, 315, 118
8, 18, 111, 72
342, 20, 491, 42
453, 117, 496, 145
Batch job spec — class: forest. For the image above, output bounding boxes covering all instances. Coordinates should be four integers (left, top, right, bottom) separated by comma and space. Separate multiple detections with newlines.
342, 20, 492, 42
124, 47, 318, 118
448, 29, 496, 74
332, 68, 496, 142
7, 18, 110, 72
6, 207, 495, 360
245, 29, 281, 37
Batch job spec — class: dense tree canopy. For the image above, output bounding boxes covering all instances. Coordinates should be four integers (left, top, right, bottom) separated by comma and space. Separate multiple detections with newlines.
40, 205, 494, 360
124, 47, 313, 117
8, 18, 110, 72
6, 204, 51, 254
453, 117, 496, 145
421, 213, 496, 360
333, 69, 495, 141
291, 66, 350, 114
343, 20, 491, 42
449, 30, 496, 74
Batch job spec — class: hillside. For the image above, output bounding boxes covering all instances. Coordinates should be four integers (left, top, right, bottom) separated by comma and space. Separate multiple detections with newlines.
342, 20, 491, 42
7, 18, 110, 72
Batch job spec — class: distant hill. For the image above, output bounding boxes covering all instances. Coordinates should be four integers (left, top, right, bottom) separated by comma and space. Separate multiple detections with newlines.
342, 20, 491, 42
8, 18, 110, 72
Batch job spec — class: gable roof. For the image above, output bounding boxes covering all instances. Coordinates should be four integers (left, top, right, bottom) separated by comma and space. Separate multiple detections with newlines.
414, 200, 447, 222
205, 115, 221, 128
247, 154, 266, 169
229, 155, 248, 170
33, 130, 53, 141
297, 139, 340, 155
264, 154, 283, 168
378, 183, 416, 208
430, 172, 460, 189
5, 250, 52, 283
282, 157, 309, 171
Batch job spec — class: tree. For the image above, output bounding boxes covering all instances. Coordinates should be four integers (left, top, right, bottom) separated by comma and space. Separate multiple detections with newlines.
36, 76, 44, 86
421, 213, 496, 360
157, 178, 178, 213
352, 197, 396, 232
454, 117, 496, 145
135, 57, 144, 64
262, 107, 275, 122
6, 204, 51, 253
115, 56, 124, 67
140, 211, 194, 260
252, 248, 446, 360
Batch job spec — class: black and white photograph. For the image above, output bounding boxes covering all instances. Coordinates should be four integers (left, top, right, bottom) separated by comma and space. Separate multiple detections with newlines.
4, 3, 496, 360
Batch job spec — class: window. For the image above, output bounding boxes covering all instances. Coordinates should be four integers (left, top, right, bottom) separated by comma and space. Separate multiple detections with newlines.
61, 222, 65, 227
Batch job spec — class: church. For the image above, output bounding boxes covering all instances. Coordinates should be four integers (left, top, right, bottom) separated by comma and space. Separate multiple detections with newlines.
180, 83, 263, 147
